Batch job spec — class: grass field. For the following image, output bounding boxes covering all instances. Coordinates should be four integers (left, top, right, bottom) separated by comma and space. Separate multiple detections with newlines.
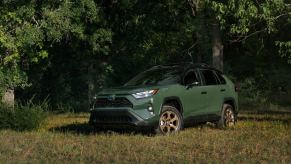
0, 106, 290, 163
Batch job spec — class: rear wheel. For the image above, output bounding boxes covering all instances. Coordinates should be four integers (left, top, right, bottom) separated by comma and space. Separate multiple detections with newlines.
217, 104, 236, 128
155, 105, 183, 135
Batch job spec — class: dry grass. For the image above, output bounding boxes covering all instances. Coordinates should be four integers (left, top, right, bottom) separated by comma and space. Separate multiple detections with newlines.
0, 107, 290, 163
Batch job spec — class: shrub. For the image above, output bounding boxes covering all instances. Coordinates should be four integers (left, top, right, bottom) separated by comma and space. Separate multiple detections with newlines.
0, 102, 47, 131
0, 104, 15, 129
238, 77, 270, 106
14, 103, 47, 131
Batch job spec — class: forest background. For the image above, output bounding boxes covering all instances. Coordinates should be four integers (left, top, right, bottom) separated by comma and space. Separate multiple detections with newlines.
0, 0, 290, 112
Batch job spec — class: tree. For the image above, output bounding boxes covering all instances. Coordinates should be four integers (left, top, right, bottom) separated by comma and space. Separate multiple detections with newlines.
185, 0, 291, 71
0, 0, 112, 109
208, 0, 291, 67
105, 0, 212, 84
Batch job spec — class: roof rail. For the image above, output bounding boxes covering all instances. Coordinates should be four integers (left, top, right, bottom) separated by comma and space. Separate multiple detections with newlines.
150, 62, 190, 68
194, 63, 210, 67
149, 62, 211, 69
161, 62, 192, 66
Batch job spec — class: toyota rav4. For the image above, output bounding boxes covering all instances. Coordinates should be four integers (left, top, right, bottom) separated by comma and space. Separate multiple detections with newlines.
89, 63, 238, 134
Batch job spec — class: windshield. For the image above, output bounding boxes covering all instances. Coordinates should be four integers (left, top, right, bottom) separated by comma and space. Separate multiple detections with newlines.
125, 67, 183, 86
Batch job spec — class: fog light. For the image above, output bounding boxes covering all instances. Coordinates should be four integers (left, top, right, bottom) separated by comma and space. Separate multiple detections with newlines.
147, 105, 154, 115
148, 106, 153, 111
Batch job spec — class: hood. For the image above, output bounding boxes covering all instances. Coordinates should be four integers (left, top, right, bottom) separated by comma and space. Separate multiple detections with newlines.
97, 85, 161, 95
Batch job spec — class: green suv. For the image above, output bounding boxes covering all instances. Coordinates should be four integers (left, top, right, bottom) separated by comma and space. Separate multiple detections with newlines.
89, 63, 238, 134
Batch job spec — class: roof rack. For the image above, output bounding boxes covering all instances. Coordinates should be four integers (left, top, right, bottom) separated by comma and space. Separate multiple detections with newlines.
161, 62, 192, 67
192, 63, 210, 67
150, 62, 189, 68
150, 62, 211, 70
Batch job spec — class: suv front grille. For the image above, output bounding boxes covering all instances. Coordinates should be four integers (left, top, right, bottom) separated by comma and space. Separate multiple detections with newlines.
95, 97, 133, 108
94, 115, 132, 123
90, 110, 137, 124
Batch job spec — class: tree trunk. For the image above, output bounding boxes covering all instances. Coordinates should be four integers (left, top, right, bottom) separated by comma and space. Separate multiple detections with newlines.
210, 18, 224, 72
1, 88, 14, 107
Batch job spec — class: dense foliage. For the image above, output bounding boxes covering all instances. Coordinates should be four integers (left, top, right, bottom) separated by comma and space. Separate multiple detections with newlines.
0, 0, 290, 111
0, 102, 47, 131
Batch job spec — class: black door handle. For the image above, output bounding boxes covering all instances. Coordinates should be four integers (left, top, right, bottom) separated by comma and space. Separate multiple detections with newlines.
220, 89, 226, 92
201, 91, 207, 94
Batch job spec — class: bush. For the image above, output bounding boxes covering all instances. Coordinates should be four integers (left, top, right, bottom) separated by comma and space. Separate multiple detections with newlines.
238, 77, 270, 106
0, 105, 15, 129
0, 102, 47, 131
14, 103, 47, 131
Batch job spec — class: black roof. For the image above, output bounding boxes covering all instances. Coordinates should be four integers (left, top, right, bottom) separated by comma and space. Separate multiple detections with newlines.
150, 62, 222, 73
152, 62, 210, 68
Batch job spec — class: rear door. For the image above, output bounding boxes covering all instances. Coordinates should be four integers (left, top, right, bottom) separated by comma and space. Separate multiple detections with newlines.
199, 69, 222, 117
215, 71, 227, 98
179, 69, 209, 121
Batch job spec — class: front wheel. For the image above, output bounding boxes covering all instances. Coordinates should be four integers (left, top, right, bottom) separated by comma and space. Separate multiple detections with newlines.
155, 105, 183, 135
217, 104, 236, 128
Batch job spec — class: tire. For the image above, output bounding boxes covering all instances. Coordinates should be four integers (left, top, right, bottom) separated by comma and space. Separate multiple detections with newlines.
155, 105, 183, 135
217, 104, 236, 129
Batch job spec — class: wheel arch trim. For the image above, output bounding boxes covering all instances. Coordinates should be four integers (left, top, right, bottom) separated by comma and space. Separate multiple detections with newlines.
222, 97, 238, 114
160, 96, 184, 115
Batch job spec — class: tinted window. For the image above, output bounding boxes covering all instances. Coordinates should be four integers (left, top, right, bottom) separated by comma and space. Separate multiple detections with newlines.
125, 67, 183, 86
216, 72, 226, 84
201, 69, 218, 85
183, 70, 200, 85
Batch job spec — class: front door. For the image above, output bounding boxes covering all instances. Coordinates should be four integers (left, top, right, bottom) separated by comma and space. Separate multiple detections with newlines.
179, 69, 209, 122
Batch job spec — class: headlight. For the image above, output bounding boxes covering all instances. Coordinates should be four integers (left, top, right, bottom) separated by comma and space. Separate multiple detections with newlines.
132, 89, 159, 99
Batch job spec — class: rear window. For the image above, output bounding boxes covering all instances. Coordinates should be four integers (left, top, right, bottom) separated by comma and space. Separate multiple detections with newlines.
183, 70, 200, 85
216, 73, 226, 84
201, 69, 219, 85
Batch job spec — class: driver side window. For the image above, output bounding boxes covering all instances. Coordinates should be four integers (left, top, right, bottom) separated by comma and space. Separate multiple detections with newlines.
183, 70, 200, 86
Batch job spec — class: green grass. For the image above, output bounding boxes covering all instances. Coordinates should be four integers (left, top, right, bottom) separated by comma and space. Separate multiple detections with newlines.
0, 107, 290, 163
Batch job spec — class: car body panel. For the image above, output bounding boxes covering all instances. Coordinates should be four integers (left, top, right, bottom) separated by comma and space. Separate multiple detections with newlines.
89, 63, 238, 129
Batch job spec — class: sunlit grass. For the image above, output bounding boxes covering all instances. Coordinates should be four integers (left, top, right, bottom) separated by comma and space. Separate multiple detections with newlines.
0, 108, 290, 163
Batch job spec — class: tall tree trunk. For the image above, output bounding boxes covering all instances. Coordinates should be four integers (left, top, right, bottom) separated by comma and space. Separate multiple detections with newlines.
1, 88, 14, 107
210, 18, 223, 72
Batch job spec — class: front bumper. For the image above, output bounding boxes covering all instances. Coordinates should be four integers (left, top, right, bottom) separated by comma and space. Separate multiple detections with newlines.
89, 108, 157, 127
89, 94, 162, 128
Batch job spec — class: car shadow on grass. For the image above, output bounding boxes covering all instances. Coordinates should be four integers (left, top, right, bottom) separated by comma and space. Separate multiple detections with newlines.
49, 123, 156, 136
49, 122, 215, 136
